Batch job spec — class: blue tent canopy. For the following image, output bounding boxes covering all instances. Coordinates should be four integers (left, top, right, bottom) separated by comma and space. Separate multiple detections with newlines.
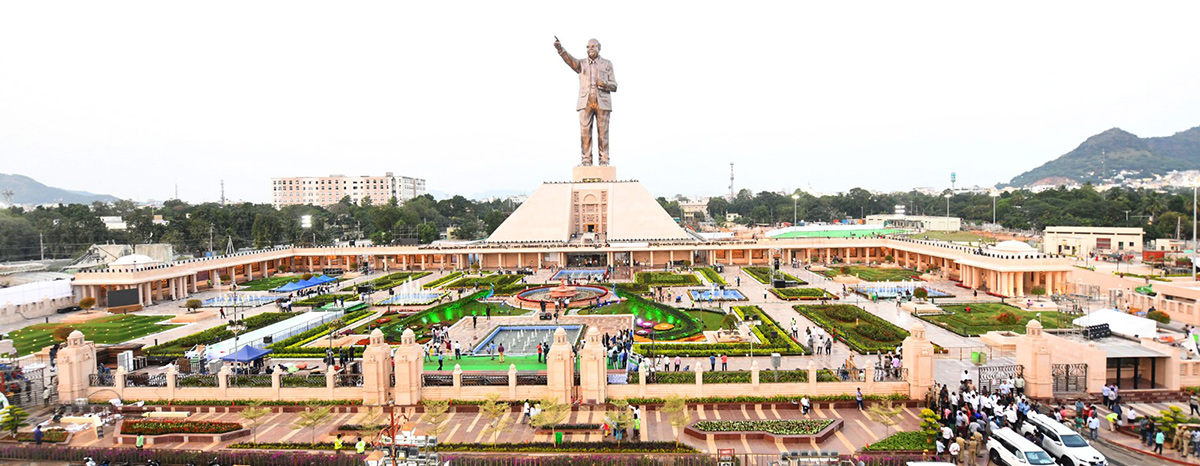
273, 274, 336, 292
220, 346, 272, 362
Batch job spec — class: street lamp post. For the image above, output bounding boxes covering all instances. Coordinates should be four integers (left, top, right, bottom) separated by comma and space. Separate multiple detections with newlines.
944, 193, 951, 218
791, 194, 799, 225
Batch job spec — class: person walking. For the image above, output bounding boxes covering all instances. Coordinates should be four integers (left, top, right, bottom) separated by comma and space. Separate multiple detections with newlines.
42, 386, 51, 407
1190, 393, 1199, 416
437, 352, 444, 371
136, 433, 145, 450
1155, 429, 1166, 454
856, 388, 864, 410
709, 354, 716, 371
1087, 413, 1099, 441
356, 436, 367, 454
801, 396, 810, 415
33, 425, 43, 445
673, 355, 681, 372
334, 433, 344, 453
721, 354, 728, 371
498, 343, 506, 363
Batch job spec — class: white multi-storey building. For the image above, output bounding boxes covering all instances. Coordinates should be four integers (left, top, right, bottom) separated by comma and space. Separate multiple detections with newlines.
271, 173, 426, 208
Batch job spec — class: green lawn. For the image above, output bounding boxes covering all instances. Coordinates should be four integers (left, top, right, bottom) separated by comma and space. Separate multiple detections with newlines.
695, 267, 727, 285
423, 354, 546, 371
339, 271, 432, 292
904, 231, 997, 244
744, 267, 806, 285
635, 271, 701, 287
818, 266, 919, 282
238, 275, 304, 291
576, 292, 702, 340
920, 303, 1065, 336
9, 314, 180, 356
443, 274, 522, 289
772, 228, 906, 238
374, 292, 531, 342
770, 288, 834, 300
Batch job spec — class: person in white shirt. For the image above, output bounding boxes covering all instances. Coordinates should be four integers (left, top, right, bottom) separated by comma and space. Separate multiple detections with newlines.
948, 439, 961, 459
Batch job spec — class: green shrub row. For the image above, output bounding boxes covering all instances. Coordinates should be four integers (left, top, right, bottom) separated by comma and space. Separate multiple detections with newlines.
862, 431, 934, 451
340, 271, 431, 292
293, 294, 357, 307
745, 267, 807, 285
635, 271, 701, 287
770, 287, 834, 300
622, 394, 908, 404
696, 267, 727, 285
693, 419, 832, 435
423, 272, 464, 289
228, 441, 696, 453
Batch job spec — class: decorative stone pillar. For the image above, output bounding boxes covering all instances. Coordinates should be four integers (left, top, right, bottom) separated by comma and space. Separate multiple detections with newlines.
1016, 320, 1053, 399
393, 329, 423, 405
165, 365, 178, 400
638, 363, 647, 398
901, 324, 935, 400
546, 327, 574, 403
56, 330, 97, 403
508, 364, 518, 399
694, 360, 704, 397
113, 365, 127, 399
807, 360, 817, 394
362, 329, 394, 406
578, 328, 607, 404
750, 360, 760, 393
451, 364, 463, 399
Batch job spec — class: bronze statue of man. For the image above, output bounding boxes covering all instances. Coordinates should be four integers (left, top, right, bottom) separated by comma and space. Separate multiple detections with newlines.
554, 37, 617, 166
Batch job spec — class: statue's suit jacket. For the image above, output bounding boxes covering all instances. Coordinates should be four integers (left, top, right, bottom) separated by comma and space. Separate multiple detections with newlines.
558, 50, 617, 111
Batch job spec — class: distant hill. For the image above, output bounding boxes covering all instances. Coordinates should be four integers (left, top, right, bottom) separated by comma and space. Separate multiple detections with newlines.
1006, 126, 1200, 187
0, 173, 119, 205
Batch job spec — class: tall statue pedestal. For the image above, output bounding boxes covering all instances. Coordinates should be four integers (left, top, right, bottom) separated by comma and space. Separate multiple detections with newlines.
573, 165, 616, 182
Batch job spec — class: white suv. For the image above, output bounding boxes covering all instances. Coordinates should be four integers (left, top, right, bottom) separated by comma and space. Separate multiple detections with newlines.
1019, 412, 1107, 466
988, 427, 1056, 466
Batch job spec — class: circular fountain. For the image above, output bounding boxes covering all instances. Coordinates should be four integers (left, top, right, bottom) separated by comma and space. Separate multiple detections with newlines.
507, 280, 617, 310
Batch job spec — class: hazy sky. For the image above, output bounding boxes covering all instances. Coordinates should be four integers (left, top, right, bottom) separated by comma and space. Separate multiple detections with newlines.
3, 1, 1200, 204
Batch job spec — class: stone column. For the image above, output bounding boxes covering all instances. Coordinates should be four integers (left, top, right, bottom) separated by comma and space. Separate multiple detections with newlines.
1016, 321, 1052, 398
393, 328, 423, 405
750, 360, 760, 394
191, 274, 199, 293
578, 328, 607, 403
362, 329, 393, 406
165, 365, 178, 400
56, 331, 98, 403
901, 324, 935, 400
546, 327, 574, 403
1016, 272, 1025, 297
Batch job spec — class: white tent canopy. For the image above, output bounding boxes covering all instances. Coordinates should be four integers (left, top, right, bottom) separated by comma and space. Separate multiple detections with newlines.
1072, 308, 1157, 339
0, 280, 72, 305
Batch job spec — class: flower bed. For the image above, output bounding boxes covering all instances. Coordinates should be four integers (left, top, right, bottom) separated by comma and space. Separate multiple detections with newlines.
0, 445, 363, 466
917, 303, 1064, 336
17, 429, 67, 443
693, 419, 833, 435
130, 399, 362, 407
862, 431, 934, 451
794, 304, 908, 353
121, 419, 242, 436
228, 441, 696, 453
631, 304, 806, 357
770, 287, 835, 300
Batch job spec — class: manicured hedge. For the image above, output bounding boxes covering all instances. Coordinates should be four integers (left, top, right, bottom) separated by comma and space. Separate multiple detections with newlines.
794, 304, 908, 353
293, 294, 358, 307
745, 267, 807, 285
443, 274, 521, 289
130, 399, 362, 406
693, 419, 832, 435
633, 305, 806, 357
0, 445, 362, 466
423, 272, 464, 289
635, 271, 701, 287
770, 287, 834, 300
340, 271, 431, 292
696, 267, 727, 285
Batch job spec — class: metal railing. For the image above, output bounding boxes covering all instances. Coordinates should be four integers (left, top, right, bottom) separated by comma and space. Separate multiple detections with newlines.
422, 374, 453, 387
280, 374, 325, 388
228, 375, 273, 388
125, 373, 168, 387
516, 373, 548, 385
461, 374, 508, 386
873, 366, 908, 382
176, 374, 218, 388
89, 374, 114, 387
337, 373, 364, 387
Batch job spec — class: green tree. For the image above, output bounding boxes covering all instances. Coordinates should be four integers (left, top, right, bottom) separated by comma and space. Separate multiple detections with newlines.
419, 399, 452, 439
662, 395, 691, 446
479, 393, 511, 444
913, 288, 928, 302
185, 299, 203, 314
606, 399, 634, 446
919, 408, 941, 444
291, 405, 334, 443
1030, 286, 1046, 300
720, 312, 740, 331
528, 396, 570, 441
239, 402, 271, 443
78, 297, 96, 313
417, 223, 439, 244
0, 405, 29, 438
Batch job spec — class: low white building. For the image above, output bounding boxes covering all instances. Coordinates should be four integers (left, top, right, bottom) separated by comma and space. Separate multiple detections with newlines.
864, 214, 961, 232
1042, 226, 1143, 257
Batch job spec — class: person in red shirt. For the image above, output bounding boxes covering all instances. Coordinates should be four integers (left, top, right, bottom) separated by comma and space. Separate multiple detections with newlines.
720, 354, 728, 371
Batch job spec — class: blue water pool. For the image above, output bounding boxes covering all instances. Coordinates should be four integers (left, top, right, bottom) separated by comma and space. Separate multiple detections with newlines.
687, 289, 747, 301
552, 269, 608, 281
472, 325, 584, 355
376, 292, 446, 306
853, 286, 953, 299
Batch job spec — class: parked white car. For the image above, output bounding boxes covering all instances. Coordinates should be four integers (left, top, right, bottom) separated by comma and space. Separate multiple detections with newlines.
1019, 412, 1107, 466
